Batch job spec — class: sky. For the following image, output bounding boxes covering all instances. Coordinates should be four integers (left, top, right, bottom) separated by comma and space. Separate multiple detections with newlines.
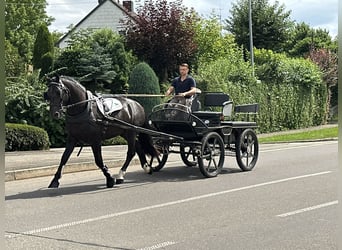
46, 0, 338, 38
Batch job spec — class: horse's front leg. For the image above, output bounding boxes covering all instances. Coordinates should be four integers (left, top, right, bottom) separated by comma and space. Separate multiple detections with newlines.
48, 139, 76, 188
91, 143, 115, 188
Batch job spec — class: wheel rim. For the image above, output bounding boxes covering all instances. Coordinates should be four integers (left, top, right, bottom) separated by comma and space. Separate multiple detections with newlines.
180, 145, 197, 166
199, 132, 224, 177
150, 144, 168, 171
236, 129, 258, 171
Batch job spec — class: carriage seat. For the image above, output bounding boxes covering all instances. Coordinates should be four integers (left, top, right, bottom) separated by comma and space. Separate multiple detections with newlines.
192, 92, 233, 126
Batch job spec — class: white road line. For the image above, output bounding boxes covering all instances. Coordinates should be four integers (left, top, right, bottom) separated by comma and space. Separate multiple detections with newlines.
276, 200, 338, 218
137, 241, 177, 250
5, 171, 331, 239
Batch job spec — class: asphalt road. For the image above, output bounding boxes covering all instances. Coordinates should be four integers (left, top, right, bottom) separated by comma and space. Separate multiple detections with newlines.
5, 141, 338, 250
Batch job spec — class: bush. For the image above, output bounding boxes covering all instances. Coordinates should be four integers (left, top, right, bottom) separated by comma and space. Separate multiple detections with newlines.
102, 136, 127, 146
128, 62, 162, 115
5, 123, 50, 151
5, 72, 66, 147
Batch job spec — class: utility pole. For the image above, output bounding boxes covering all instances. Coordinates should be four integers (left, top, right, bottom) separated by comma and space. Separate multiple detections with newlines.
248, 0, 255, 77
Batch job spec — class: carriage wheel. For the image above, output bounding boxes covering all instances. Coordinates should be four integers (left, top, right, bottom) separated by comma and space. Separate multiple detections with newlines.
198, 132, 225, 178
235, 129, 259, 171
150, 144, 168, 172
180, 144, 197, 167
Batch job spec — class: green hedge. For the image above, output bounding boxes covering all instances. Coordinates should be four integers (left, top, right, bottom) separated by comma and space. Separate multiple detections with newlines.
5, 123, 50, 151
102, 136, 127, 146
195, 49, 327, 133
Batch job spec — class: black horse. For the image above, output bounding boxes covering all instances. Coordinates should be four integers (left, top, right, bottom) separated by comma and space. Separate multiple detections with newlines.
44, 75, 158, 188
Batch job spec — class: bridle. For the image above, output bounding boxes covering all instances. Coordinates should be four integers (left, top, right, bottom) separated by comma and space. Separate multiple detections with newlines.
45, 79, 96, 118
45, 80, 71, 114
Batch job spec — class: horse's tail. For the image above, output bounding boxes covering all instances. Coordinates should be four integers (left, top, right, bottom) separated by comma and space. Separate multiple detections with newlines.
137, 123, 159, 158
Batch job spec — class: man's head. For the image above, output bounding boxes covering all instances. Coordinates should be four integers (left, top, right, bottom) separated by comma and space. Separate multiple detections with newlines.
179, 63, 189, 77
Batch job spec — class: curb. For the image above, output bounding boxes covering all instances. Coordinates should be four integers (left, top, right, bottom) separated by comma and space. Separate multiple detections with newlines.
259, 138, 338, 144
5, 158, 140, 182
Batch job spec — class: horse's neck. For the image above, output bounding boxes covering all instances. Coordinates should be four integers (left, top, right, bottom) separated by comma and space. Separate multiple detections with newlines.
62, 78, 88, 115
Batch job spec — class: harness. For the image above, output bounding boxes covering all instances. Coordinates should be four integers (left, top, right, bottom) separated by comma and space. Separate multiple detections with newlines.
47, 80, 123, 123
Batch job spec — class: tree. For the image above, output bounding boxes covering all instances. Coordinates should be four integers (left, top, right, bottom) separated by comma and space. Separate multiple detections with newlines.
287, 22, 334, 57
5, 39, 24, 77
307, 48, 338, 119
225, 0, 293, 53
128, 62, 161, 115
124, 0, 198, 82
32, 24, 54, 76
54, 29, 135, 94
193, 13, 237, 66
5, 0, 52, 62
77, 43, 118, 93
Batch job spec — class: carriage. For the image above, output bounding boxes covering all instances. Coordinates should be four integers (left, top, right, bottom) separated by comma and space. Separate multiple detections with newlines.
147, 91, 260, 178
45, 76, 259, 188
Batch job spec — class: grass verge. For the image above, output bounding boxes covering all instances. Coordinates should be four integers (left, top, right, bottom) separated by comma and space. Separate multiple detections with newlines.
259, 126, 338, 143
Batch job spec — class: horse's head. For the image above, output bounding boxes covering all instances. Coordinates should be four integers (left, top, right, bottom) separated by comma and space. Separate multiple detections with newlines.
44, 75, 70, 119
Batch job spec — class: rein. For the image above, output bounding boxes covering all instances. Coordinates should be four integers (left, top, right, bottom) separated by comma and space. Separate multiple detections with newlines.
62, 98, 96, 110
62, 94, 167, 110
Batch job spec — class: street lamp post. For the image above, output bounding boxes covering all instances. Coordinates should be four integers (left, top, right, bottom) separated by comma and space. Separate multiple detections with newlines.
248, 0, 254, 77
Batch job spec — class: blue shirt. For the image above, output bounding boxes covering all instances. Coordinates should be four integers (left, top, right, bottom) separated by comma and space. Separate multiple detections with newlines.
171, 75, 196, 98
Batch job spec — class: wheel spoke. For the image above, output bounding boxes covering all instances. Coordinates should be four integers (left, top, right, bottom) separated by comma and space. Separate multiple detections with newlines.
212, 158, 218, 169
206, 158, 212, 170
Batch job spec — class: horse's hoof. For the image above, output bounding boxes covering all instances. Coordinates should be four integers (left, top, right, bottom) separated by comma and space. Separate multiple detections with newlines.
143, 164, 153, 175
106, 177, 115, 188
116, 178, 124, 184
48, 180, 59, 188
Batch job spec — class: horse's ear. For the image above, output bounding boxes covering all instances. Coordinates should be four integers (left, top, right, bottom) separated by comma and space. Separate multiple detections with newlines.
45, 75, 52, 84
53, 73, 60, 82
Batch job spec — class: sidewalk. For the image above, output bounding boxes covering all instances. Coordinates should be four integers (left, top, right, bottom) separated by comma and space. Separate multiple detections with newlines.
5, 124, 338, 182
5, 145, 131, 181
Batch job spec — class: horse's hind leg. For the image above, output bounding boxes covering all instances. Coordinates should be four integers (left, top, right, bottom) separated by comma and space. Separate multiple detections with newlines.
116, 132, 137, 184
91, 143, 115, 188
135, 140, 152, 174
48, 139, 75, 188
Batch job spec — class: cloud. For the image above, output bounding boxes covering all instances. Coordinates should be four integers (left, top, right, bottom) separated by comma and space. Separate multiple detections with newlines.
46, 0, 337, 37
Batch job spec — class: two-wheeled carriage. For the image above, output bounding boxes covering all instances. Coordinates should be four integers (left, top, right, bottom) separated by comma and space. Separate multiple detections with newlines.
147, 92, 260, 178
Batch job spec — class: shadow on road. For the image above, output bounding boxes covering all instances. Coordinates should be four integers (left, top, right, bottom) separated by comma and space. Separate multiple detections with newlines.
5, 165, 243, 201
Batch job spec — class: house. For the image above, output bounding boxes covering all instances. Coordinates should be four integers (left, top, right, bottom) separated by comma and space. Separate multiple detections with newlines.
57, 0, 136, 48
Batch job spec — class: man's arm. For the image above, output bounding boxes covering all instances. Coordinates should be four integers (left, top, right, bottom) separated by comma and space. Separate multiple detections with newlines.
180, 86, 197, 97
165, 86, 174, 96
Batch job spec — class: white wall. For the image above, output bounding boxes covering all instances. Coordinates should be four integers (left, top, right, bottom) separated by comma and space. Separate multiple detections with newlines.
59, 1, 128, 48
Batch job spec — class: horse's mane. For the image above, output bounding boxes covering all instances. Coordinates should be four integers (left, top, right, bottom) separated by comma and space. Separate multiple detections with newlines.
60, 75, 87, 92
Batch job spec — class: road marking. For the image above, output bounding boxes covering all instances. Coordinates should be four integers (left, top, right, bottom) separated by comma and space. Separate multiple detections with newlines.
260, 141, 337, 153
5, 171, 331, 239
276, 200, 338, 218
137, 241, 177, 250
